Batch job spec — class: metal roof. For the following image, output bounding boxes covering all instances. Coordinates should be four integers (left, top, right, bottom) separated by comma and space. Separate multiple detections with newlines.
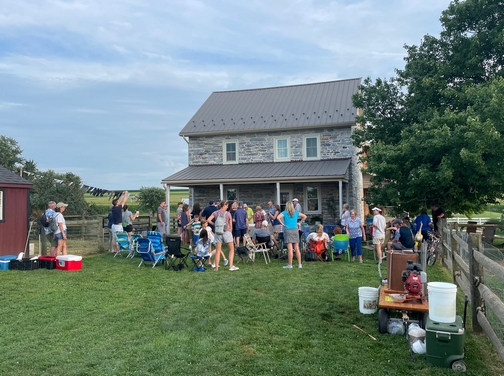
0, 165, 33, 186
161, 159, 350, 186
180, 78, 361, 136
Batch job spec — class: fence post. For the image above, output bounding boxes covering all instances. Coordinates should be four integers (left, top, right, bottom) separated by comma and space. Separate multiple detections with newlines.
451, 223, 457, 282
468, 234, 483, 333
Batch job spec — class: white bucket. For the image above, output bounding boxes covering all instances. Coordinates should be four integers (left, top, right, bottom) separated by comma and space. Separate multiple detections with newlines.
358, 286, 379, 314
427, 282, 457, 323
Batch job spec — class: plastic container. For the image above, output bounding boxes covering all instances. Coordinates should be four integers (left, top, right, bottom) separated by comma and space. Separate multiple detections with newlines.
358, 286, 378, 314
0, 260, 9, 270
10, 258, 39, 270
56, 255, 82, 271
427, 282, 457, 323
0, 255, 17, 261
39, 256, 57, 270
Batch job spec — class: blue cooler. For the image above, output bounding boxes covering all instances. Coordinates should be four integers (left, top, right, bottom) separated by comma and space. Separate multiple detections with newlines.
0, 255, 17, 270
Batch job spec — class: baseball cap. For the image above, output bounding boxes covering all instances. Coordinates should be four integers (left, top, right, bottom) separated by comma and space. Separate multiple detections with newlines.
292, 198, 299, 202
238, 201, 243, 205
371, 207, 381, 212
243, 203, 248, 207
262, 220, 268, 227
56, 202, 68, 208
209, 200, 214, 205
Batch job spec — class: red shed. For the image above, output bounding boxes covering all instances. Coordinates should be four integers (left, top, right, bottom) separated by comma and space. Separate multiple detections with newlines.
0, 164, 33, 256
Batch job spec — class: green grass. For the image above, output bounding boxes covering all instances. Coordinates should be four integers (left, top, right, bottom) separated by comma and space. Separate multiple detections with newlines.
0, 252, 501, 376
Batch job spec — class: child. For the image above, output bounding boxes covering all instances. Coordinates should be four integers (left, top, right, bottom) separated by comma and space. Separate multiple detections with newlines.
193, 229, 211, 271
201, 219, 228, 268
191, 214, 201, 249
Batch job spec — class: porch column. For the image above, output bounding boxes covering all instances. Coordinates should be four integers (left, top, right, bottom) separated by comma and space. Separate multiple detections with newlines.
276, 182, 280, 205
339, 180, 343, 215
163, 184, 170, 236
346, 182, 349, 205
219, 184, 224, 201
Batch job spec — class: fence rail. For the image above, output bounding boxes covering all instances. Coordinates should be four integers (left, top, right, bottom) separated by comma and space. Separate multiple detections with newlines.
439, 220, 504, 363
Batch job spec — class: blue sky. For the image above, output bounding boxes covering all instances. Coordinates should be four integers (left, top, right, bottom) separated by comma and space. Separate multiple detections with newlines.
0, 0, 451, 190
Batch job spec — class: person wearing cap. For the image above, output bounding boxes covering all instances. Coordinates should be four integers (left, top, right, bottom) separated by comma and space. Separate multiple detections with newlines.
244, 203, 253, 223
53, 202, 68, 256
253, 220, 277, 249
371, 207, 386, 264
292, 198, 301, 213
388, 219, 415, 251
201, 200, 218, 232
233, 201, 249, 246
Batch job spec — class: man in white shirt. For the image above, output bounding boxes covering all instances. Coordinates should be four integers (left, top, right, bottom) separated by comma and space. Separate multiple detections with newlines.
293, 198, 302, 213
372, 207, 386, 264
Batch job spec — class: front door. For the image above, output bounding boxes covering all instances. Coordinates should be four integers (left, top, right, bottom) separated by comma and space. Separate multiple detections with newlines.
279, 186, 293, 212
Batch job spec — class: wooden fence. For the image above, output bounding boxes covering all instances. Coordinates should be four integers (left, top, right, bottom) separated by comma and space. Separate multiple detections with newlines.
438, 219, 504, 363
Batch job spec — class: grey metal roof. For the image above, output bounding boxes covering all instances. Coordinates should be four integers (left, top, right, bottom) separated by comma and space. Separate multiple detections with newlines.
180, 78, 361, 136
0, 165, 33, 186
161, 159, 350, 186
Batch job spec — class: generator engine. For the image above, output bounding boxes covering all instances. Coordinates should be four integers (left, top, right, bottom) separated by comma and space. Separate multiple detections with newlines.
402, 260, 423, 295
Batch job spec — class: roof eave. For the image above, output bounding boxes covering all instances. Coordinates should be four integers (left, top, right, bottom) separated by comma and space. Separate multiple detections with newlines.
161, 175, 349, 186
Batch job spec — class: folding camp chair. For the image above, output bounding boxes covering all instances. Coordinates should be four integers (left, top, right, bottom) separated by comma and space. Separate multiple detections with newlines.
128, 234, 143, 258
244, 233, 270, 264
147, 231, 165, 254
136, 238, 165, 268
114, 231, 131, 257
332, 234, 350, 261
165, 236, 190, 271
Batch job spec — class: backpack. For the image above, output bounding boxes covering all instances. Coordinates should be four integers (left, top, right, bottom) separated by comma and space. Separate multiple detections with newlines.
50, 213, 60, 232
40, 212, 50, 228
214, 211, 227, 235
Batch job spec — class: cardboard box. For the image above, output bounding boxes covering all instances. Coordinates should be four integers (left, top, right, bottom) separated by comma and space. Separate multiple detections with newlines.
56, 255, 82, 271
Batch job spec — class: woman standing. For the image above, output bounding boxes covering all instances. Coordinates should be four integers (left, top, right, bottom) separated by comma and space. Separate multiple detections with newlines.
122, 204, 139, 238
191, 202, 202, 218
341, 203, 350, 234
271, 204, 281, 238
180, 203, 191, 245
345, 209, 366, 263
277, 201, 307, 269
207, 200, 238, 271
53, 202, 68, 256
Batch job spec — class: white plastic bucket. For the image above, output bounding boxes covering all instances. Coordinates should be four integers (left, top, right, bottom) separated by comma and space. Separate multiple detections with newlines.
358, 286, 379, 314
427, 282, 457, 323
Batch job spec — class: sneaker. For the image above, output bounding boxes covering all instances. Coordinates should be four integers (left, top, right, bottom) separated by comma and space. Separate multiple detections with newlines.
298, 264, 302, 269
211, 263, 216, 268
189, 245, 192, 251
192, 267, 198, 272
283, 265, 293, 269
351, 257, 355, 262
224, 259, 229, 266
229, 266, 239, 271
359, 259, 363, 263
198, 266, 205, 272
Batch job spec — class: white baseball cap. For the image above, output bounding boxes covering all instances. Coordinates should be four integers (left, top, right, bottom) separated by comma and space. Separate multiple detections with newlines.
371, 207, 381, 212
292, 198, 299, 202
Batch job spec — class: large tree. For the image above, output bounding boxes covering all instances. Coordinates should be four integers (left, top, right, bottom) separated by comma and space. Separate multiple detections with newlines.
353, 0, 504, 215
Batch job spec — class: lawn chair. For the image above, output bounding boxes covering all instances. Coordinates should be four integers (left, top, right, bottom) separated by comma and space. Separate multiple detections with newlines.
114, 231, 131, 257
147, 231, 165, 254
244, 233, 270, 264
136, 238, 165, 268
332, 234, 350, 261
165, 236, 190, 271
128, 234, 143, 258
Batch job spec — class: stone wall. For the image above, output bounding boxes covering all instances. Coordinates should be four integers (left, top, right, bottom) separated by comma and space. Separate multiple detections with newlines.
188, 126, 353, 165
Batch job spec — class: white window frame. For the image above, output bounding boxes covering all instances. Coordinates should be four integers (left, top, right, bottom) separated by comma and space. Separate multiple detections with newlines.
223, 140, 239, 164
273, 137, 290, 162
303, 135, 320, 160
0, 190, 3, 221
305, 184, 321, 214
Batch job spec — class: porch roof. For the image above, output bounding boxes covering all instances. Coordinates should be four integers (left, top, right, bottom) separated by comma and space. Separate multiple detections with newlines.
161, 159, 350, 186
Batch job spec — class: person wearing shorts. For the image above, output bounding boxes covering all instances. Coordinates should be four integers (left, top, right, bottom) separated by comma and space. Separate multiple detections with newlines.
207, 200, 238, 271
233, 201, 249, 246
111, 191, 129, 254
372, 207, 386, 264
277, 201, 307, 269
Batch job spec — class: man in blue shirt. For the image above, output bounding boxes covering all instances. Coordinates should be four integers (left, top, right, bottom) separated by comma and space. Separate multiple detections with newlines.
44, 201, 58, 256
233, 201, 249, 246
414, 211, 431, 239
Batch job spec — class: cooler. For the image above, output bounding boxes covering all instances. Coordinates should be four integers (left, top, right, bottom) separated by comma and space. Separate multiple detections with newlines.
426, 315, 465, 369
0, 260, 10, 270
56, 255, 82, 271
386, 250, 418, 291
39, 256, 57, 269
0, 255, 17, 261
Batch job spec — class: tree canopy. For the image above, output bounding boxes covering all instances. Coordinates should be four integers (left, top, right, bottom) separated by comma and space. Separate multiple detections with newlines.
352, 0, 504, 215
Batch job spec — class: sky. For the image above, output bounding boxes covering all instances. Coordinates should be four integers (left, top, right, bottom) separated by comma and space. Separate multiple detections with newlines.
0, 0, 452, 190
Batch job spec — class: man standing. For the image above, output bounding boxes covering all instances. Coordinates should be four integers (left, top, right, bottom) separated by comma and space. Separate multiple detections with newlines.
372, 207, 386, 264
157, 201, 167, 238
430, 203, 446, 232
293, 198, 302, 213
112, 191, 129, 254
233, 201, 249, 246
201, 200, 218, 232
43, 201, 57, 256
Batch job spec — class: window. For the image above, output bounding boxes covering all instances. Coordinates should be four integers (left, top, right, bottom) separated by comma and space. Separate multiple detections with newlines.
274, 137, 290, 161
0, 190, 3, 222
226, 188, 238, 201
223, 141, 238, 164
306, 185, 321, 214
303, 135, 320, 160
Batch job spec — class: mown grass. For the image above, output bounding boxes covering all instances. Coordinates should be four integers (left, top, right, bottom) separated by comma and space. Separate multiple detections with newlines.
1, 251, 501, 376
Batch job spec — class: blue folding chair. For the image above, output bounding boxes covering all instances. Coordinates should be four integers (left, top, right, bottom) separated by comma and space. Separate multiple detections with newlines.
136, 237, 165, 268
115, 231, 131, 258
128, 234, 143, 258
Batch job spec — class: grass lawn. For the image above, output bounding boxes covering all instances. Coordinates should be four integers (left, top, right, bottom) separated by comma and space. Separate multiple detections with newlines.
1, 250, 501, 376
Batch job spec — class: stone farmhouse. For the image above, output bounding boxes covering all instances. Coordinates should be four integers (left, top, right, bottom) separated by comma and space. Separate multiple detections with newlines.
161, 78, 365, 223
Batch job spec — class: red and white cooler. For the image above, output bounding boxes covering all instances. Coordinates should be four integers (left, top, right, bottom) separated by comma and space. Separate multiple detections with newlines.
56, 255, 82, 271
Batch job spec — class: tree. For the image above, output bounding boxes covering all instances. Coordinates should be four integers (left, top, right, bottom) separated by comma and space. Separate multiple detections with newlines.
0, 135, 24, 172
137, 187, 165, 215
352, 0, 504, 215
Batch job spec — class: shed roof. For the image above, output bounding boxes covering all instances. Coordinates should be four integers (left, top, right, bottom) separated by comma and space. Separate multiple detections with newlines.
161, 159, 350, 186
180, 78, 361, 136
0, 165, 33, 187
